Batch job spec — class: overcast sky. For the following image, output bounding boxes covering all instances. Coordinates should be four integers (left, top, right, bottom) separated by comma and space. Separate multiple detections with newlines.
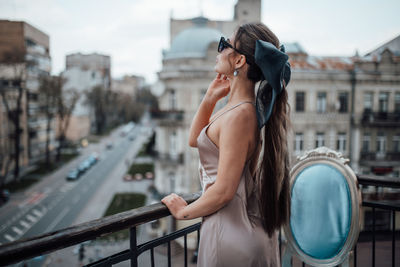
1, 0, 399, 83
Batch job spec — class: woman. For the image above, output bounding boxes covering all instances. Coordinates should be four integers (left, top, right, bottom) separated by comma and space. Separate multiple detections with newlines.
161, 22, 291, 266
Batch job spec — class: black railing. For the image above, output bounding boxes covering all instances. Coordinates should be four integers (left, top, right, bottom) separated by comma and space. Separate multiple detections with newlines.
361, 111, 400, 127
355, 174, 400, 267
150, 110, 184, 121
0, 175, 399, 266
360, 151, 400, 162
155, 152, 184, 164
0, 192, 201, 266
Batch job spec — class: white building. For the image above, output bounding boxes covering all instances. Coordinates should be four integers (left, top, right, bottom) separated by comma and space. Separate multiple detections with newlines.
62, 53, 111, 141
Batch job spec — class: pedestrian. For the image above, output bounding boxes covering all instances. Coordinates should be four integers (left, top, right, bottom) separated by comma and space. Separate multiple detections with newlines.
162, 22, 291, 266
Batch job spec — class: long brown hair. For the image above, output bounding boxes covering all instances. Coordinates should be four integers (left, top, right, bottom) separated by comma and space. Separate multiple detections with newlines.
234, 22, 291, 238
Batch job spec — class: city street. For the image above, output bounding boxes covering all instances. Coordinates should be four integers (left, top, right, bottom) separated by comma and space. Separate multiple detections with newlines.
0, 122, 154, 266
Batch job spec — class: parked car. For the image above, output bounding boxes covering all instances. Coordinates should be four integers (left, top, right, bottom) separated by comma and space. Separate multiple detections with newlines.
87, 155, 98, 166
91, 152, 99, 160
66, 169, 80, 181
78, 160, 91, 173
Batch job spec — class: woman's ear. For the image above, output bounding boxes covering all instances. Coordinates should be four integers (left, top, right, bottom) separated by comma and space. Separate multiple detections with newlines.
235, 54, 246, 69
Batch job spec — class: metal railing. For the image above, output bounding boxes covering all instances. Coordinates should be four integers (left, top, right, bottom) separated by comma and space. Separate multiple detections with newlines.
0, 175, 399, 266
355, 174, 400, 267
361, 111, 400, 127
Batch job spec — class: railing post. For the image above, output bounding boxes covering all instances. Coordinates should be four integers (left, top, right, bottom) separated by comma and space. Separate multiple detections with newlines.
392, 210, 396, 267
372, 207, 375, 267
130, 226, 138, 267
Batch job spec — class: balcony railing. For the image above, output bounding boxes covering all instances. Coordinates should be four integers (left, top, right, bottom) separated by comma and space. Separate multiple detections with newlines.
0, 175, 399, 266
155, 152, 184, 164
361, 111, 400, 127
151, 109, 184, 121
360, 151, 400, 162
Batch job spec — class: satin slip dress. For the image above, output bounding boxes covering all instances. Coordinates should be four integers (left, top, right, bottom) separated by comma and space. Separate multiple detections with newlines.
196, 101, 280, 267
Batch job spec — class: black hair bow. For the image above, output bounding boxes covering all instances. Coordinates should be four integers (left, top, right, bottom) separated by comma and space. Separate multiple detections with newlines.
254, 40, 291, 129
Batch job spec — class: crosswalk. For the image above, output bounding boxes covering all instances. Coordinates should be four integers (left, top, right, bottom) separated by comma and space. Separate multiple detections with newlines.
2, 207, 47, 244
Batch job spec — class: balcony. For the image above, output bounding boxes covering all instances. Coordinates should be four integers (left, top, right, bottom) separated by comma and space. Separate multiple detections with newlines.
360, 151, 400, 165
155, 152, 184, 165
361, 111, 400, 127
0, 175, 399, 267
151, 109, 184, 126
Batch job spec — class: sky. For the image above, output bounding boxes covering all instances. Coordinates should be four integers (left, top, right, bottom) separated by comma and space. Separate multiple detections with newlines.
0, 0, 399, 83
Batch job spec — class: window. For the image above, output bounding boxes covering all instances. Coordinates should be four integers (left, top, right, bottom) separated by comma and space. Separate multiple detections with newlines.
169, 131, 177, 157
295, 133, 304, 152
364, 92, 373, 112
295, 92, 305, 112
337, 132, 346, 152
377, 132, 386, 154
169, 90, 176, 110
395, 92, 400, 113
379, 92, 389, 112
168, 172, 176, 193
393, 134, 400, 152
315, 132, 325, 148
362, 133, 371, 152
338, 92, 348, 113
316, 92, 326, 113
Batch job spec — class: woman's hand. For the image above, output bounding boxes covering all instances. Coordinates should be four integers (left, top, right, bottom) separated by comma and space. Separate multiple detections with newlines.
161, 193, 188, 220
206, 73, 230, 103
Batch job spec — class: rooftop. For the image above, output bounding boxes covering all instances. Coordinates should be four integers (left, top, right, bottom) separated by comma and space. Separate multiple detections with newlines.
163, 17, 222, 60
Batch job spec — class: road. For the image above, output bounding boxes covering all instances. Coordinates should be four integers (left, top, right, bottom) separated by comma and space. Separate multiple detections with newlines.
0, 122, 153, 266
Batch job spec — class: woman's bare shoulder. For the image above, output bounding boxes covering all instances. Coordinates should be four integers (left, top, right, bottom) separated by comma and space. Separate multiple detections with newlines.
223, 104, 257, 134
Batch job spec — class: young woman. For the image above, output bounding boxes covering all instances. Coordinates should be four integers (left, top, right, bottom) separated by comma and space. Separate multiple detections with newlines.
162, 22, 291, 266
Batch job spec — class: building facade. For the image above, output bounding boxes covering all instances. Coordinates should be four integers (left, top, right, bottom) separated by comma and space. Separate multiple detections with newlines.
287, 36, 400, 178
353, 35, 400, 177
111, 75, 145, 96
0, 20, 52, 177
62, 53, 111, 141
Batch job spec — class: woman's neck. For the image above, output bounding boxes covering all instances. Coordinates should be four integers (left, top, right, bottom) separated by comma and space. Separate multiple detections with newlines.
228, 75, 255, 104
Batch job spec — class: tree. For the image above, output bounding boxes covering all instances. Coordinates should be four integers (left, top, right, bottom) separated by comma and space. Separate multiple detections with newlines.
85, 85, 108, 135
115, 92, 142, 124
55, 77, 79, 162
136, 86, 158, 111
0, 48, 29, 182
38, 75, 59, 167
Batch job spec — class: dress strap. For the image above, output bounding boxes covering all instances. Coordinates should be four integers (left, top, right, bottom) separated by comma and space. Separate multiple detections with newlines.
208, 101, 255, 127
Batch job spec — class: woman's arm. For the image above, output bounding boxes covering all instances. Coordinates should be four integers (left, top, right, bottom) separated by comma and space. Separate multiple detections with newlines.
188, 74, 230, 147
163, 107, 255, 219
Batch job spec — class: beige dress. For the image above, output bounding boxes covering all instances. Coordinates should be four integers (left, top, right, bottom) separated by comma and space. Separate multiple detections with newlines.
196, 101, 280, 267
